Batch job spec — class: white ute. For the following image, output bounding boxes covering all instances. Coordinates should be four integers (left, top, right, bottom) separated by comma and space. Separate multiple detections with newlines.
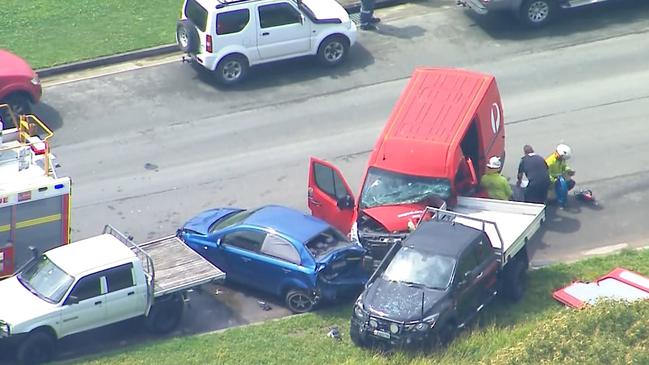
176, 0, 358, 84
0, 225, 225, 365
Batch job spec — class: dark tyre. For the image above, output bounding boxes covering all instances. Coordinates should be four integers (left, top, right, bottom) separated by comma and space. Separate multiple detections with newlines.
317, 35, 349, 67
1, 93, 31, 128
176, 20, 200, 54
518, 0, 557, 27
145, 294, 184, 334
214, 55, 249, 85
435, 321, 456, 347
350, 322, 367, 347
285, 289, 314, 313
16, 330, 55, 365
504, 258, 527, 302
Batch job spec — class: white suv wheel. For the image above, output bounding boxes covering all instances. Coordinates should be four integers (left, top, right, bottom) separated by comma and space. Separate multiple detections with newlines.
324, 42, 344, 63
317, 36, 349, 67
215, 55, 249, 85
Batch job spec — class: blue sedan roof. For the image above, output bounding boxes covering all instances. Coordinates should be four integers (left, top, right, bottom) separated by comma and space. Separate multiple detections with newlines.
244, 205, 330, 243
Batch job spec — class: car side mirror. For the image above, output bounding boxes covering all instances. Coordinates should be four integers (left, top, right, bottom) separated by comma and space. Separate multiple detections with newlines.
67, 295, 80, 305
337, 195, 354, 210
28, 246, 40, 259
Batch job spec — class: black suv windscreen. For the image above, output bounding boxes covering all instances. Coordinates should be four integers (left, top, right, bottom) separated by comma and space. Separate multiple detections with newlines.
382, 247, 455, 290
360, 167, 452, 209
185, 0, 208, 32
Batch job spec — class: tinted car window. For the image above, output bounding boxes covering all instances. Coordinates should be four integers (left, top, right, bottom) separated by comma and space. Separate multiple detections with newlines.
261, 234, 300, 264
105, 263, 135, 292
314, 163, 347, 200
217, 9, 250, 35
185, 0, 208, 32
68, 274, 102, 302
455, 250, 478, 283
222, 230, 266, 252
259, 3, 301, 28
474, 239, 494, 264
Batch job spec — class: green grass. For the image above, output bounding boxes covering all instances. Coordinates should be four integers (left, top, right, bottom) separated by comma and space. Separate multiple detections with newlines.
1, 0, 180, 69
62, 248, 649, 365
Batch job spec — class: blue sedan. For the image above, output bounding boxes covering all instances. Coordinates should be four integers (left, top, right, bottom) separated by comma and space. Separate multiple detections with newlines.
177, 205, 369, 313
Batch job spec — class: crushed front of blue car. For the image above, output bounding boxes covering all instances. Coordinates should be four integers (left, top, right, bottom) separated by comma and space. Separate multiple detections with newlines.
314, 245, 369, 302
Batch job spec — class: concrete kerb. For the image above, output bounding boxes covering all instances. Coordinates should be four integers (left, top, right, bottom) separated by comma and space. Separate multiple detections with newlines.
36, 0, 406, 78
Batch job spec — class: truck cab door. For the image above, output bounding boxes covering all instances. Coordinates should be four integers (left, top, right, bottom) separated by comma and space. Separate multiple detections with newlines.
308, 157, 356, 234
452, 250, 480, 324
103, 263, 146, 323
472, 237, 499, 305
58, 272, 107, 338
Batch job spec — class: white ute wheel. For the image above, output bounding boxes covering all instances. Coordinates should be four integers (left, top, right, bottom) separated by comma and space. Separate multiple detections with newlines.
145, 294, 185, 334
16, 330, 55, 365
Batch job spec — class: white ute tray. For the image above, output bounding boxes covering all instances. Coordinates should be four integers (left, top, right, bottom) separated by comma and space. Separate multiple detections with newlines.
453, 197, 545, 262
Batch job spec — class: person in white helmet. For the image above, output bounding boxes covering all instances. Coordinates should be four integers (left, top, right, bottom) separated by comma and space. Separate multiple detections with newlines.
480, 156, 512, 200
546, 144, 576, 191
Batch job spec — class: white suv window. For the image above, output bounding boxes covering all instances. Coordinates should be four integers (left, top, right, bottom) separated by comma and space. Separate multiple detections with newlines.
185, 0, 208, 32
258, 3, 302, 28
217, 9, 251, 35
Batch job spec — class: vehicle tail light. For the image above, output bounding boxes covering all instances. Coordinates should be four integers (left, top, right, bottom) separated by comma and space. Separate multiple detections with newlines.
206, 34, 213, 53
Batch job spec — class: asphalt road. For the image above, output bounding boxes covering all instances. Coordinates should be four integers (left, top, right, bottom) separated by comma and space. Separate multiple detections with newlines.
14, 0, 649, 363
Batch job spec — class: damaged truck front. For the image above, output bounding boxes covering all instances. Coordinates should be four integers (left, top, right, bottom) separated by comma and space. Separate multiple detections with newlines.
349, 198, 545, 348
307, 67, 506, 267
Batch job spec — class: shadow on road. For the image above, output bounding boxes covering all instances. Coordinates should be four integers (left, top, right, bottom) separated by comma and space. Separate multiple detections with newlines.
31, 102, 63, 132
462, 0, 649, 40
191, 43, 376, 91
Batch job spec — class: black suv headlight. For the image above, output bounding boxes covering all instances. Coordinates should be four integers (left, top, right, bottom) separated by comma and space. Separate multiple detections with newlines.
353, 297, 368, 320
405, 313, 439, 332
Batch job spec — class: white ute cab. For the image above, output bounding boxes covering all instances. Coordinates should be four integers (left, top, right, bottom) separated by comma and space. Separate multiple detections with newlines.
0, 226, 224, 365
176, 0, 358, 85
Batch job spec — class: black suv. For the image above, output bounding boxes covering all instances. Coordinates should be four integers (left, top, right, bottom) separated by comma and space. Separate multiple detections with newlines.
350, 219, 500, 348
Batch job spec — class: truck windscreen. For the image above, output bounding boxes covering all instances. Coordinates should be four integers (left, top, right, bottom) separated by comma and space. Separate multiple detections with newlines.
17, 255, 73, 303
360, 167, 452, 209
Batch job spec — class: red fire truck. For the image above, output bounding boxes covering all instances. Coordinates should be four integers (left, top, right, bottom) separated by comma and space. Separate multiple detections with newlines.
0, 105, 71, 278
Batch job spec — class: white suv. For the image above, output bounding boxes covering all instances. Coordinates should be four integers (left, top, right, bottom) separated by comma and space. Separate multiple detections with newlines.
176, 0, 358, 85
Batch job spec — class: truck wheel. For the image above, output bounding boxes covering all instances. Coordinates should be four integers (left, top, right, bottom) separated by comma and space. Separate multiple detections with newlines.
317, 35, 349, 67
145, 294, 184, 334
349, 322, 367, 347
285, 289, 314, 313
518, 0, 556, 28
214, 55, 249, 86
1, 93, 31, 128
504, 258, 527, 302
436, 321, 456, 347
16, 330, 55, 365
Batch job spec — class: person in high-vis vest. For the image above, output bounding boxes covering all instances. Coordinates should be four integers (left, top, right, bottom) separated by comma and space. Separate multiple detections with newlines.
480, 156, 512, 201
359, 0, 381, 31
546, 144, 576, 191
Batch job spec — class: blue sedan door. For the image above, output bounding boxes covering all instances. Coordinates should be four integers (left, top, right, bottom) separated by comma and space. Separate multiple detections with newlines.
219, 229, 268, 288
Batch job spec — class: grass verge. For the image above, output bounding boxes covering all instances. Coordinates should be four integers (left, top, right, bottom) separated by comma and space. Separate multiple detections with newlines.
2, 0, 179, 69
64, 248, 649, 365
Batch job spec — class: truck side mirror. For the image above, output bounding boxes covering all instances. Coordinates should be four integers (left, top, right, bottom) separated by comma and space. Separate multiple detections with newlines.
337, 195, 354, 210
66, 295, 80, 305
28, 246, 40, 259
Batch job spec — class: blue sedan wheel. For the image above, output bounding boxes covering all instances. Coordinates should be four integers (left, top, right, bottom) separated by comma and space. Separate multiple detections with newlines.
286, 290, 314, 313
